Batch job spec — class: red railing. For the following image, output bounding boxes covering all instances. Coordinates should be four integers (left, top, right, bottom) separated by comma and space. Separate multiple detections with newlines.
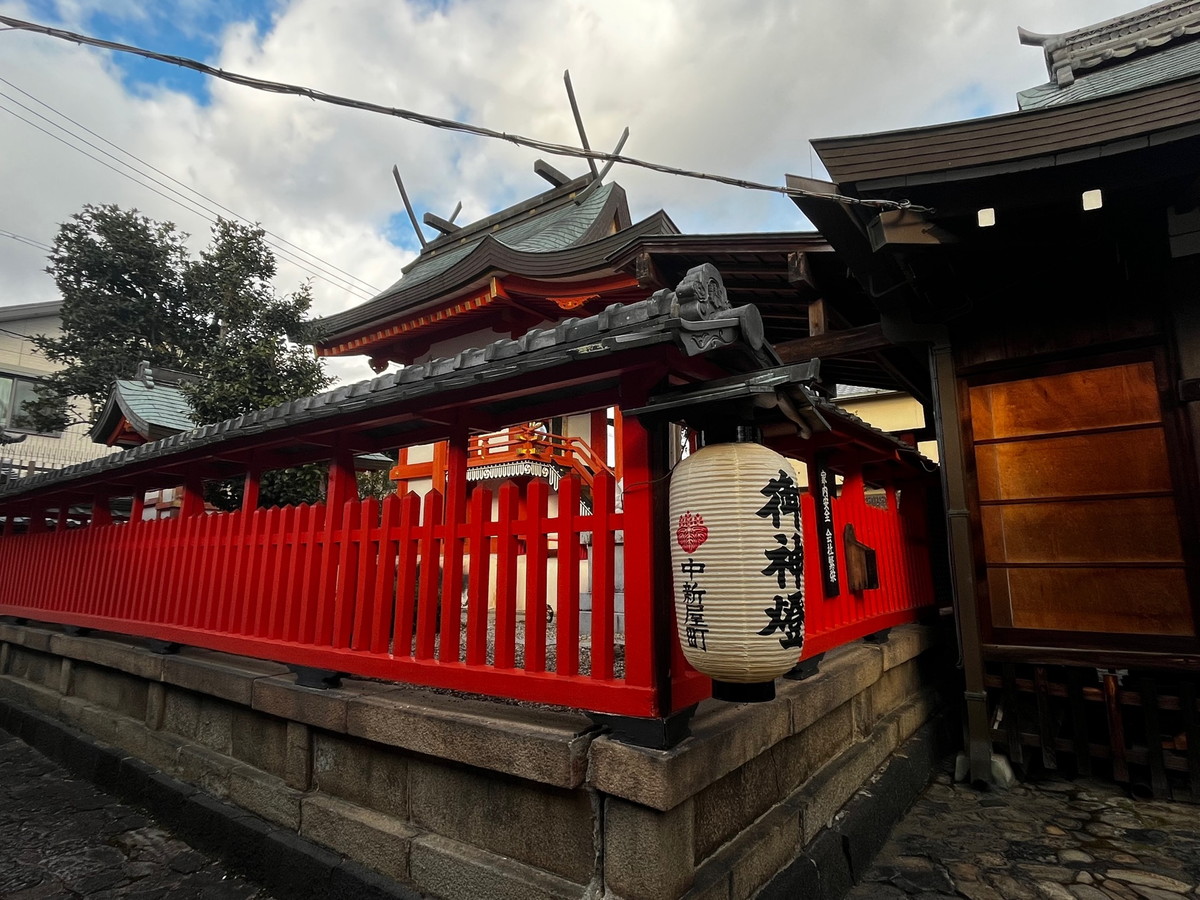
0, 471, 671, 716
0, 429, 938, 720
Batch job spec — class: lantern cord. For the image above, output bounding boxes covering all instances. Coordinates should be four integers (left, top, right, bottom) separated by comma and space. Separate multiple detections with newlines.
0, 15, 932, 214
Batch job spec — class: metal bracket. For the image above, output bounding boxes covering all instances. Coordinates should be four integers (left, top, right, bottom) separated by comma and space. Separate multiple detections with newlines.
588, 704, 698, 750
288, 665, 344, 689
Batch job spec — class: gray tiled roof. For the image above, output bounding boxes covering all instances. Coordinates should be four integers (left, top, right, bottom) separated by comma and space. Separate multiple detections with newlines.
2, 266, 772, 502
1018, 34, 1200, 109
370, 183, 618, 299
111, 378, 195, 434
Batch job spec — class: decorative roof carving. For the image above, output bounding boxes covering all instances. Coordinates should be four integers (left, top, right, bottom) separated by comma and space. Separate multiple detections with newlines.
1019, 0, 1200, 88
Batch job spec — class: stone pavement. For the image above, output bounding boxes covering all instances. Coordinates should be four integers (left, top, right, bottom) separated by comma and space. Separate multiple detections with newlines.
0, 726, 273, 900
847, 760, 1200, 900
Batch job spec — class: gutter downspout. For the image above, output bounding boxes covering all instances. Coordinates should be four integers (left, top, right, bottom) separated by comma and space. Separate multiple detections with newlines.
880, 301, 992, 787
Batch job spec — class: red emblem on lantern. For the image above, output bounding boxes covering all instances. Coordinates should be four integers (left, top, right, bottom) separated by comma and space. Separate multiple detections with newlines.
676, 511, 709, 553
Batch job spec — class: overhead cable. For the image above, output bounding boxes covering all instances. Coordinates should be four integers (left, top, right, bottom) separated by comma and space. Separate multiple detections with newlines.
0, 74, 382, 294
0, 14, 930, 214
0, 98, 375, 301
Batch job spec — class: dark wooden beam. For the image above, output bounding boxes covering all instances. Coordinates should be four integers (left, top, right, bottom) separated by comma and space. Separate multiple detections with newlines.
423, 211, 460, 236
633, 251, 666, 290
775, 323, 892, 363
534, 159, 572, 187
788, 250, 820, 299
807, 298, 852, 337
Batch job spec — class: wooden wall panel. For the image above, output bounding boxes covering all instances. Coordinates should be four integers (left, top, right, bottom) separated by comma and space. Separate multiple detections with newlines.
988, 567, 1194, 636
974, 428, 1172, 501
970, 361, 1159, 440
981, 497, 1184, 565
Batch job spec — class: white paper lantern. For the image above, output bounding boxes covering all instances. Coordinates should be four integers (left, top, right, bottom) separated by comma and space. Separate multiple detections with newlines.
669, 440, 805, 701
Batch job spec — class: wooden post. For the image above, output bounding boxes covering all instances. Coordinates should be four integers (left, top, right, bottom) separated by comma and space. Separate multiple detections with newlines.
242, 466, 261, 512
179, 471, 204, 518
92, 494, 112, 527
590, 409, 609, 467
130, 491, 145, 524
439, 423, 469, 661
326, 442, 357, 511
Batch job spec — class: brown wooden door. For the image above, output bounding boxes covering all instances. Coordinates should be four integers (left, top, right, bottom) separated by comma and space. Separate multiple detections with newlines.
969, 359, 1195, 640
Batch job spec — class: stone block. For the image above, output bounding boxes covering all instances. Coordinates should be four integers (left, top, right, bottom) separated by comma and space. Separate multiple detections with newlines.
115, 716, 184, 773
409, 832, 582, 900
0, 673, 61, 714
300, 793, 417, 882
230, 706, 288, 777
312, 731, 407, 818
253, 674, 352, 733
588, 696, 792, 813
73, 696, 122, 745
604, 796, 694, 900
230, 764, 304, 829
807, 828, 853, 900
162, 688, 235, 754
162, 648, 287, 706
4, 645, 60, 689
0, 624, 56, 653
786, 643, 882, 735
798, 718, 900, 844
70, 662, 149, 720
896, 687, 939, 744
855, 659, 923, 739
286, 721, 312, 791
146, 683, 166, 730
58, 658, 71, 695
176, 742, 234, 799
328, 859, 425, 900
347, 686, 593, 788
878, 624, 935, 673
408, 755, 596, 883
724, 800, 804, 900
49, 631, 165, 681
0, 642, 9, 674
693, 700, 853, 863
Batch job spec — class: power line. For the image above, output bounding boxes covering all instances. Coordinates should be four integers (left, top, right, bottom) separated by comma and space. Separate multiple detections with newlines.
0, 229, 51, 252
0, 14, 930, 214
0, 96, 375, 301
0, 74, 382, 295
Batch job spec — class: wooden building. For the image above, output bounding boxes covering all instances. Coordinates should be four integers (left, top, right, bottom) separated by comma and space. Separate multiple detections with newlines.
791, 0, 1200, 794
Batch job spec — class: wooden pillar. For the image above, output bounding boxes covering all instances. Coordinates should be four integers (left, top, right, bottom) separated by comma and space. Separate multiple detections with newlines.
92, 494, 112, 527
326, 442, 357, 511
430, 440, 449, 496
613, 407, 625, 486
129, 492, 145, 524
242, 467, 261, 512
179, 471, 204, 518
590, 408, 609, 467
392, 447, 409, 496
28, 504, 47, 533
440, 423, 470, 660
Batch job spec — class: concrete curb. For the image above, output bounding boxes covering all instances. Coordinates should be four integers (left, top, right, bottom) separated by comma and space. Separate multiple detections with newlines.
0, 695, 425, 900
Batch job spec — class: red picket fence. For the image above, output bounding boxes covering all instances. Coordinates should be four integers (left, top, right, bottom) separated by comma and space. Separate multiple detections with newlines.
0, 472, 670, 717
0, 449, 938, 720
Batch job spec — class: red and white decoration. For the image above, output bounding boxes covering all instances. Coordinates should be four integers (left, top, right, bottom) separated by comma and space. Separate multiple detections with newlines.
669, 441, 806, 687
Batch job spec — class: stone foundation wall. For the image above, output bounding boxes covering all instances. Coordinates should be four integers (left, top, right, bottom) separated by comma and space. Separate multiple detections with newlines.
0, 620, 948, 900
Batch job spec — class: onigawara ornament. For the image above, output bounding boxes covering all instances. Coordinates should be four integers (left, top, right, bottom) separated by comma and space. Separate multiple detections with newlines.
669, 439, 805, 702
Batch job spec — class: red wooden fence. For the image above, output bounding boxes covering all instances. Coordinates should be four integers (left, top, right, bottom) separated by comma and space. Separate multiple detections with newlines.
0, 446, 937, 720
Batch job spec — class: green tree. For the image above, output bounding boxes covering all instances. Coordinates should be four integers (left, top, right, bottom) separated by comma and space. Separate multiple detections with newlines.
23, 205, 333, 507
22, 205, 213, 430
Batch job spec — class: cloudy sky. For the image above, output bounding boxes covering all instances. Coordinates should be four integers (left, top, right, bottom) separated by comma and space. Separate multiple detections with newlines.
0, 0, 1137, 379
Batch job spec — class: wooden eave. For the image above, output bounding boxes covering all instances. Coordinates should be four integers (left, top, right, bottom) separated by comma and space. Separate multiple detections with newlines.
812, 71, 1200, 188
315, 210, 678, 354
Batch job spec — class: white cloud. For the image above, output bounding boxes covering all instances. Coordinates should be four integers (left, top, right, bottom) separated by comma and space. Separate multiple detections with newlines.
0, 0, 1138, 382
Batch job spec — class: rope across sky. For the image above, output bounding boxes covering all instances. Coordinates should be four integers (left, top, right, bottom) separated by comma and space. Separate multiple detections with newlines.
0, 14, 931, 215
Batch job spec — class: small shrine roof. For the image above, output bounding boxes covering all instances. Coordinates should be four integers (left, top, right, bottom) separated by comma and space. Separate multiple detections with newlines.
315, 177, 674, 351
88, 363, 198, 445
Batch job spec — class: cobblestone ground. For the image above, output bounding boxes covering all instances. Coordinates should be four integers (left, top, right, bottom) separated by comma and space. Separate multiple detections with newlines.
848, 760, 1200, 900
0, 727, 272, 900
